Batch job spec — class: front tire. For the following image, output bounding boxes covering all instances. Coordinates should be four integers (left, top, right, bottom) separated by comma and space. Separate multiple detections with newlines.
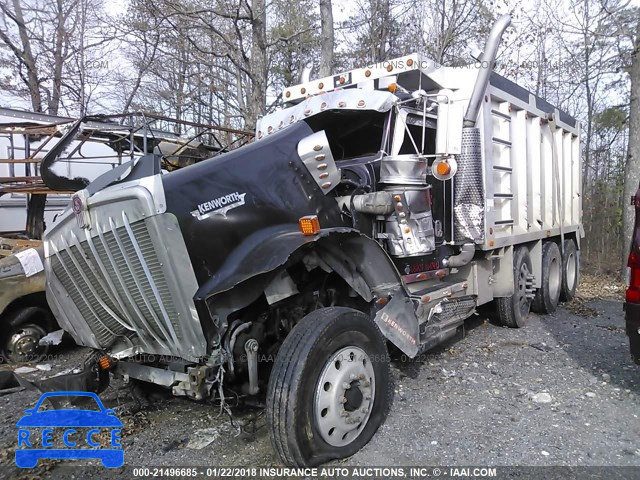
266, 307, 392, 466
1, 307, 52, 363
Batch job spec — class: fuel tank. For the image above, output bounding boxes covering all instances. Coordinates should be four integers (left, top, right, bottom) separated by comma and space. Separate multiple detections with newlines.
162, 121, 346, 285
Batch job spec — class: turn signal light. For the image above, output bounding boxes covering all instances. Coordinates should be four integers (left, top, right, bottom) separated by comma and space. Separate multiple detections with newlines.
436, 161, 451, 176
98, 355, 113, 371
299, 215, 320, 235
388, 83, 398, 93
432, 157, 458, 181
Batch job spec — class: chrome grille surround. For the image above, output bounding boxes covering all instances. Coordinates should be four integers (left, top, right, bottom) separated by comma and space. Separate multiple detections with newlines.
44, 177, 206, 361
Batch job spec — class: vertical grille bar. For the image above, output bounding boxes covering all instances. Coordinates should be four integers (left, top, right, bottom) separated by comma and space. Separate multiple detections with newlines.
107, 216, 175, 344
121, 211, 180, 346
62, 233, 133, 332
51, 243, 121, 345
92, 223, 171, 350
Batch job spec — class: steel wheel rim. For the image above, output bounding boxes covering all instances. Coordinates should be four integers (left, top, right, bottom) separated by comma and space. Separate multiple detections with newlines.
4, 324, 47, 363
565, 252, 576, 290
314, 346, 375, 447
549, 256, 561, 299
518, 262, 531, 316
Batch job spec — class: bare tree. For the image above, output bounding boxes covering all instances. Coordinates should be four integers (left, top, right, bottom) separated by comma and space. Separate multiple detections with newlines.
622, 15, 640, 275
0, 0, 44, 111
319, 0, 334, 76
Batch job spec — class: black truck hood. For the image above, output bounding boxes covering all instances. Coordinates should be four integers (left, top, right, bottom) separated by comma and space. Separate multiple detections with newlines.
161, 121, 345, 285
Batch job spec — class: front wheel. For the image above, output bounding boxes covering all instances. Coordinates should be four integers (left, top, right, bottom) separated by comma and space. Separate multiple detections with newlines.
266, 307, 392, 466
1, 307, 52, 363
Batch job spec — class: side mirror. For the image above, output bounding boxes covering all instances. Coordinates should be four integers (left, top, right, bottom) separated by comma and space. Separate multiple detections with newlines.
435, 100, 463, 156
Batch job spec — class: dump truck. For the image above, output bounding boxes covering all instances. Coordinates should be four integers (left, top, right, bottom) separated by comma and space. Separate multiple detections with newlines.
41, 15, 582, 466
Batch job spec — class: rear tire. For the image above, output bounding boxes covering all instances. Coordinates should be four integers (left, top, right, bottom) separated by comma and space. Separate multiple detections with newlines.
266, 307, 392, 466
560, 239, 579, 302
496, 246, 533, 328
532, 241, 562, 314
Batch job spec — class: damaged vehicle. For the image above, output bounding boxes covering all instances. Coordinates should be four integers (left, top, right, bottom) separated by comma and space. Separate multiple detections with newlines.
41, 16, 582, 466
0, 242, 58, 363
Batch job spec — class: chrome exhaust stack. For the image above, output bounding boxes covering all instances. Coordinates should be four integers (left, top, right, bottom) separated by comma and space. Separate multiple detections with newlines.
463, 15, 511, 128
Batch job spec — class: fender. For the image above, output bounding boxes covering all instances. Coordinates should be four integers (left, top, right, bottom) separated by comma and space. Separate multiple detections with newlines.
194, 226, 420, 357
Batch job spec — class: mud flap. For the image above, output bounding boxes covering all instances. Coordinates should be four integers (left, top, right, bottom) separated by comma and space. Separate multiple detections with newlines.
373, 294, 420, 358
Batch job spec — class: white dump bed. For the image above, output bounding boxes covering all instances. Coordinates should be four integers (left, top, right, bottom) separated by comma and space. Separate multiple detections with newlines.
479, 75, 582, 249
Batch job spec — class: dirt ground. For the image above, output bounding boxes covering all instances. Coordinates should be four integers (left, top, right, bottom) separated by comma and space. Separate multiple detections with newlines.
0, 291, 638, 478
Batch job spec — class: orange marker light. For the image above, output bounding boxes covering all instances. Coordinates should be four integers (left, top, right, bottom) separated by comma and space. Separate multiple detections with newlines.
299, 215, 320, 235
388, 83, 398, 93
436, 161, 451, 177
98, 355, 112, 370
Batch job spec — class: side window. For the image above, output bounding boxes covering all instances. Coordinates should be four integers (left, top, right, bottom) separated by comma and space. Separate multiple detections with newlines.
391, 110, 436, 156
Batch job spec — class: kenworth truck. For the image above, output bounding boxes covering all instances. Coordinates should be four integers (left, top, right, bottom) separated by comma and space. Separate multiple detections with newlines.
42, 16, 582, 466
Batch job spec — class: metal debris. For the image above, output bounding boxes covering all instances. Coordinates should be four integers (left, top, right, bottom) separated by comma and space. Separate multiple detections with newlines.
39, 329, 64, 346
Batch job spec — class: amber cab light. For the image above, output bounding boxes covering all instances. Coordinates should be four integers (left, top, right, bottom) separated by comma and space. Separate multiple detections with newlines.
299, 215, 320, 235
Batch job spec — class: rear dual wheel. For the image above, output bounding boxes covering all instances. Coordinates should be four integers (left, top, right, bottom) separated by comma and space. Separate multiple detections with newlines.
532, 241, 562, 314
266, 307, 392, 466
530, 239, 579, 312
496, 246, 533, 328
560, 239, 579, 302
498, 239, 579, 328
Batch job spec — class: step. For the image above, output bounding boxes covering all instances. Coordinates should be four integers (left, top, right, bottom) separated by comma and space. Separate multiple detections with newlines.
492, 137, 512, 147
411, 281, 468, 304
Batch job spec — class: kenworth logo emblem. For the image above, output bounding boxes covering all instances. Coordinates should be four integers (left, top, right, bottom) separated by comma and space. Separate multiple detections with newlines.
191, 192, 246, 220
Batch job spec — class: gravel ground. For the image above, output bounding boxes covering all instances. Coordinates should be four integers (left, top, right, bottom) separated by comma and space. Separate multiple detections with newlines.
0, 299, 638, 478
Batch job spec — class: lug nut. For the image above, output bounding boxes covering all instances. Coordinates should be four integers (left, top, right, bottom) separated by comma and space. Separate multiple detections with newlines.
340, 396, 347, 404
358, 374, 366, 380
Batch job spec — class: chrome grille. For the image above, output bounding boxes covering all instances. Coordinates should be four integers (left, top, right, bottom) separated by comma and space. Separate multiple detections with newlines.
50, 218, 182, 351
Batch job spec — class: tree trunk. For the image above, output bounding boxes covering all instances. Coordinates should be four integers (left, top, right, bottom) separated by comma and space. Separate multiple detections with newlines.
622, 18, 640, 277
319, 0, 334, 77
11, 0, 42, 112
49, 0, 65, 115
26, 194, 47, 239
246, 0, 267, 129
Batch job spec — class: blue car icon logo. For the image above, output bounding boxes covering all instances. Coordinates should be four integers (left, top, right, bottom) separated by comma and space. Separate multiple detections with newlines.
15, 391, 123, 468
